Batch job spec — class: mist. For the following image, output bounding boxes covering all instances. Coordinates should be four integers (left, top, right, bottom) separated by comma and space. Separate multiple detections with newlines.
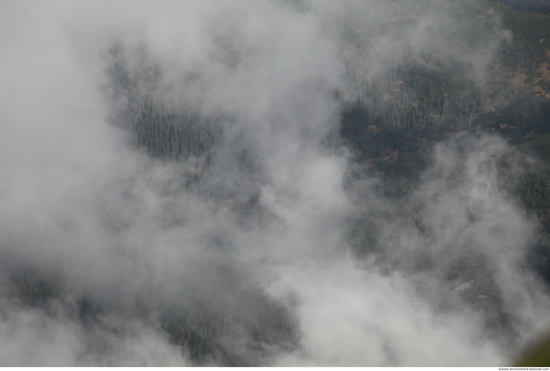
0, 0, 549, 366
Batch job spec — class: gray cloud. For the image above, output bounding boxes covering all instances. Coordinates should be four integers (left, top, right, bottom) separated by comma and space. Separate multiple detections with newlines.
0, 0, 548, 366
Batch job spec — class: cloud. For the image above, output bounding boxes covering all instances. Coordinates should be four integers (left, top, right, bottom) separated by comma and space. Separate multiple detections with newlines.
0, 0, 548, 366
0, 290, 188, 366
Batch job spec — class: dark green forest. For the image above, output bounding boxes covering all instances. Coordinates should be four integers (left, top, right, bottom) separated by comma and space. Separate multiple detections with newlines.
106, 0, 550, 232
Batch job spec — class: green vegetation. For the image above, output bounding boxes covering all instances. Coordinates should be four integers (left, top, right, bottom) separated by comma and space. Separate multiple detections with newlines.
514, 331, 550, 366
9, 267, 297, 365
106, 44, 222, 162
340, 1, 550, 211
342, 4, 548, 132
340, 3, 550, 343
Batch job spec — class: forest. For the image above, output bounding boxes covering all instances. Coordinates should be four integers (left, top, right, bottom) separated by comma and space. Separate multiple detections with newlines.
2, 0, 550, 366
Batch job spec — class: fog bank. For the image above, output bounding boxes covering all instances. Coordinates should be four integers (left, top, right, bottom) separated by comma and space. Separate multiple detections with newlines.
0, 0, 548, 366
